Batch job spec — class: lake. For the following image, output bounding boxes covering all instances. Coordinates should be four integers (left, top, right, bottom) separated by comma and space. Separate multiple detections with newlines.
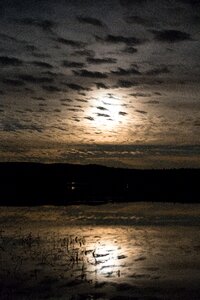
0, 202, 200, 299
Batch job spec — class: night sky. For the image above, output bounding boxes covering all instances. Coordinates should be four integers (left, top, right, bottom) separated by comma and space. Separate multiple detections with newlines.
0, 0, 200, 168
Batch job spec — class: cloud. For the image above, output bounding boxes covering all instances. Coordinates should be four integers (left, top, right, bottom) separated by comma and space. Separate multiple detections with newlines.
32, 97, 46, 101
85, 116, 94, 121
0, 33, 27, 47
135, 109, 147, 114
130, 92, 151, 97
31, 52, 51, 59
54, 109, 61, 113
126, 15, 153, 27
30, 61, 53, 69
119, 0, 148, 6
95, 82, 109, 89
116, 80, 137, 88
151, 29, 192, 42
145, 100, 160, 104
16, 18, 56, 34
2, 79, 25, 86
75, 98, 88, 103
73, 69, 108, 78
96, 113, 110, 117
87, 57, 117, 64
18, 74, 53, 84
121, 47, 138, 54
56, 37, 86, 48
41, 71, 60, 77
25, 45, 38, 52
95, 34, 144, 46
96, 106, 108, 111
65, 83, 91, 91
59, 98, 72, 103
179, 0, 200, 5
146, 67, 170, 76
119, 111, 128, 116
0, 56, 23, 66
111, 67, 141, 76
77, 16, 104, 27
42, 85, 62, 92
67, 108, 84, 112
62, 60, 85, 68
72, 49, 95, 57
0, 119, 43, 133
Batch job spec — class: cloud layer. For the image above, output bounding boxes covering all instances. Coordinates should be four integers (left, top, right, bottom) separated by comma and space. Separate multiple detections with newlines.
0, 0, 199, 167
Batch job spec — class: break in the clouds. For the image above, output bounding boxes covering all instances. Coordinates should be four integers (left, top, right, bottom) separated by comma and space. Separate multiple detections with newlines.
0, 0, 199, 168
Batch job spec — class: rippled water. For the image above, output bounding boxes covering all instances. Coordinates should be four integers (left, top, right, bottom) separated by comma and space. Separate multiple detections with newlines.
0, 203, 200, 299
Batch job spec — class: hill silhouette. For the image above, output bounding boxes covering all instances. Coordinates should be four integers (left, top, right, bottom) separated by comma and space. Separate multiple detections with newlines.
0, 162, 199, 205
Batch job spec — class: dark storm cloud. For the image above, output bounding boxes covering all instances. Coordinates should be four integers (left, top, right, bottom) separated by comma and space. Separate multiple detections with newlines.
42, 85, 62, 92
73, 69, 108, 78
62, 60, 85, 68
111, 67, 141, 76
56, 37, 86, 48
2, 79, 25, 86
151, 30, 192, 43
95, 34, 144, 46
77, 16, 104, 27
65, 83, 91, 91
87, 57, 117, 64
146, 67, 170, 76
18, 74, 53, 84
95, 82, 109, 89
16, 18, 56, 34
0, 56, 23, 66
121, 47, 138, 54
116, 80, 137, 88
30, 61, 53, 69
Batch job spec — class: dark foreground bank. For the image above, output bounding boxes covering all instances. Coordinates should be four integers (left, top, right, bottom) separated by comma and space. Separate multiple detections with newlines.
0, 162, 199, 205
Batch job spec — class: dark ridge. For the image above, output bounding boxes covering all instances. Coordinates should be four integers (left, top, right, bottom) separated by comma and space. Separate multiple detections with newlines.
0, 162, 199, 205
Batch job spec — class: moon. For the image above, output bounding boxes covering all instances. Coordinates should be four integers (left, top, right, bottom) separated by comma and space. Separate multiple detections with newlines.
86, 92, 127, 131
